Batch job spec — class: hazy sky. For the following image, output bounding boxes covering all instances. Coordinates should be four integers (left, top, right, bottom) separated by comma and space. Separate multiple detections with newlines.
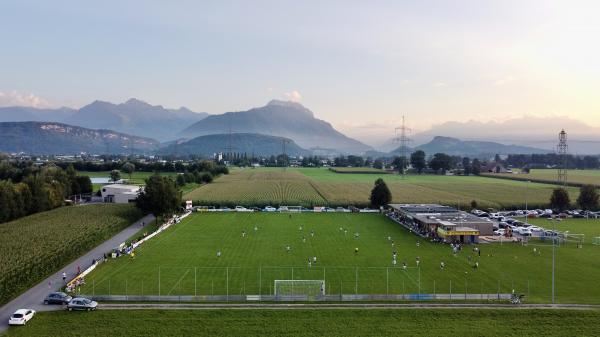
1, 0, 599, 145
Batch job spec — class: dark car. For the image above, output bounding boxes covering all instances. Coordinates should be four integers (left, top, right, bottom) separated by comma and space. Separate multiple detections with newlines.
66, 297, 98, 311
44, 292, 72, 305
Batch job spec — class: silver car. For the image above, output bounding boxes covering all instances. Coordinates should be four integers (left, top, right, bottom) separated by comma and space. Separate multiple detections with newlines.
66, 297, 98, 311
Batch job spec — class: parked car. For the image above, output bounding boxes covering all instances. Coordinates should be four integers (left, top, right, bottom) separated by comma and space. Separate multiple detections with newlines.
8, 309, 35, 326
44, 292, 72, 305
517, 227, 532, 236
263, 206, 277, 212
493, 229, 505, 236
67, 297, 98, 311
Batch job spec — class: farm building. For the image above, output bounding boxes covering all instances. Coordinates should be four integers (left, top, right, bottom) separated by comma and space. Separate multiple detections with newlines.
388, 204, 493, 243
100, 184, 141, 203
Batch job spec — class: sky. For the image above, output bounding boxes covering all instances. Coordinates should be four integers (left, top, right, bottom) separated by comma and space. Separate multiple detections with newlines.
1, 0, 600, 146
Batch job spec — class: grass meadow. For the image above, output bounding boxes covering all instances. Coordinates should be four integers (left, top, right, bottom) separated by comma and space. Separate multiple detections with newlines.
5, 309, 600, 337
79, 213, 600, 304
183, 167, 580, 209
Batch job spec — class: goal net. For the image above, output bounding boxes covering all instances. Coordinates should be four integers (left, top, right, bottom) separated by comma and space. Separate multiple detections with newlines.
274, 280, 325, 298
560, 233, 585, 248
593, 237, 600, 246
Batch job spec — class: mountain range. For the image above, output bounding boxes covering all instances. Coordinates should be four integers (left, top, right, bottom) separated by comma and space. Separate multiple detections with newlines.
0, 122, 159, 155
409, 117, 600, 154
393, 136, 548, 157
181, 100, 372, 154
0, 98, 208, 141
158, 133, 308, 157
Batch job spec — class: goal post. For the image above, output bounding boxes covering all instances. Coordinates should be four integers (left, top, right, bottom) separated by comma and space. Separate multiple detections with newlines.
274, 280, 325, 298
560, 233, 585, 248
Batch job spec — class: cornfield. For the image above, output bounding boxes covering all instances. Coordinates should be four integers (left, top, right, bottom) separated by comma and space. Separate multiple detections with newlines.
0, 204, 142, 305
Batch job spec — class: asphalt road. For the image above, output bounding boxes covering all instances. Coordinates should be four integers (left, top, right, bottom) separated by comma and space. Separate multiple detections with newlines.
0, 214, 155, 333
99, 303, 600, 311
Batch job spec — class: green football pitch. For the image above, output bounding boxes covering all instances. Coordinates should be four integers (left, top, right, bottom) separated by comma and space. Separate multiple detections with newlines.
80, 213, 600, 303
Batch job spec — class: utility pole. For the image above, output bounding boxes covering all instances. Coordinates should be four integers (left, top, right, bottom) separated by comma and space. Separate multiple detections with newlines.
393, 116, 411, 178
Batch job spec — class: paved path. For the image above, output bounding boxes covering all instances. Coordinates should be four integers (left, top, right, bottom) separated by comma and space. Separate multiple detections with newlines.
99, 303, 600, 311
0, 214, 155, 333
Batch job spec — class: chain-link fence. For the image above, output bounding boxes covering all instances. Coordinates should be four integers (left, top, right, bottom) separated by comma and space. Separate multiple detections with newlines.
78, 266, 533, 302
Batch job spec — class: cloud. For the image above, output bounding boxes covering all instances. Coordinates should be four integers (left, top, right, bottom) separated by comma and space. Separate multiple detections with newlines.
283, 90, 302, 102
0, 90, 52, 108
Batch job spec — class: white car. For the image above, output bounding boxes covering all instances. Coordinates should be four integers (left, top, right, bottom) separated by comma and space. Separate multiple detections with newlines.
529, 226, 544, 233
8, 309, 35, 326
517, 227, 532, 236
234, 206, 248, 212
263, 206, 277, 212
494, 229, 505, 236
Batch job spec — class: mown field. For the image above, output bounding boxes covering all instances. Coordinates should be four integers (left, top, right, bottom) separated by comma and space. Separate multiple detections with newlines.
0, 204, 142, 306
483, 169, 600, 187
80, 171, 198, 193
184, 167, 580, 209
79, 213, 600, 304
5, 309, 600, 337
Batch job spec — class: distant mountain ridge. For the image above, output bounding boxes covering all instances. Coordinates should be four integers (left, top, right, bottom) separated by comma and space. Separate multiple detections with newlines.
181, 100, 372, 154
0, 121, 159, 155
158, 133, 309, 157
395, 136, 549, 157
0, 98, 208, 141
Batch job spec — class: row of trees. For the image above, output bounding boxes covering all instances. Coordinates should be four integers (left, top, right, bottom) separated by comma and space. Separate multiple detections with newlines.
58, 159, 228, 176
0, 163, 92, 223
506, 154, 600, 170
550, 185, 600, 211
175, 171, 214, 187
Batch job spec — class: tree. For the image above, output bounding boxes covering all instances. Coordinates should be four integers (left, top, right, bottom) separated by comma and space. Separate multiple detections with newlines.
176, 174, 186, 187
136, 174, 182, 218
471, 159, 482, 175
550, 188, 570, 212
429, 153, 452, 174
577, 185, 599, 211
392, 156, 408, 174
462, 157, 471, 175
110, 170, 121, 183
370, 178, 392, 208
410, 150, 426, 174
122, 162, 135, 181
470, 200, 478, 210
373, 159, 384, 170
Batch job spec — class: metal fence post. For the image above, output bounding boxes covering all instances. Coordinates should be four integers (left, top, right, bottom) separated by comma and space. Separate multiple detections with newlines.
355, 267, 358, 294
226, 267, 229, 301
386, 267, 389, 297
259, 267, 262, 297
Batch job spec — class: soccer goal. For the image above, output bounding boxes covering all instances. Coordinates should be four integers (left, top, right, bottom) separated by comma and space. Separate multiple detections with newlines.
560, 233, 585, 248
274, 280, 325, 298
592, 237, 600, 246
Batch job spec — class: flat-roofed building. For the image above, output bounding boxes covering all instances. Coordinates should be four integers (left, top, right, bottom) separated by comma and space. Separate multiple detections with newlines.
100, 184, 141, 204
387, 204, 493, 243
